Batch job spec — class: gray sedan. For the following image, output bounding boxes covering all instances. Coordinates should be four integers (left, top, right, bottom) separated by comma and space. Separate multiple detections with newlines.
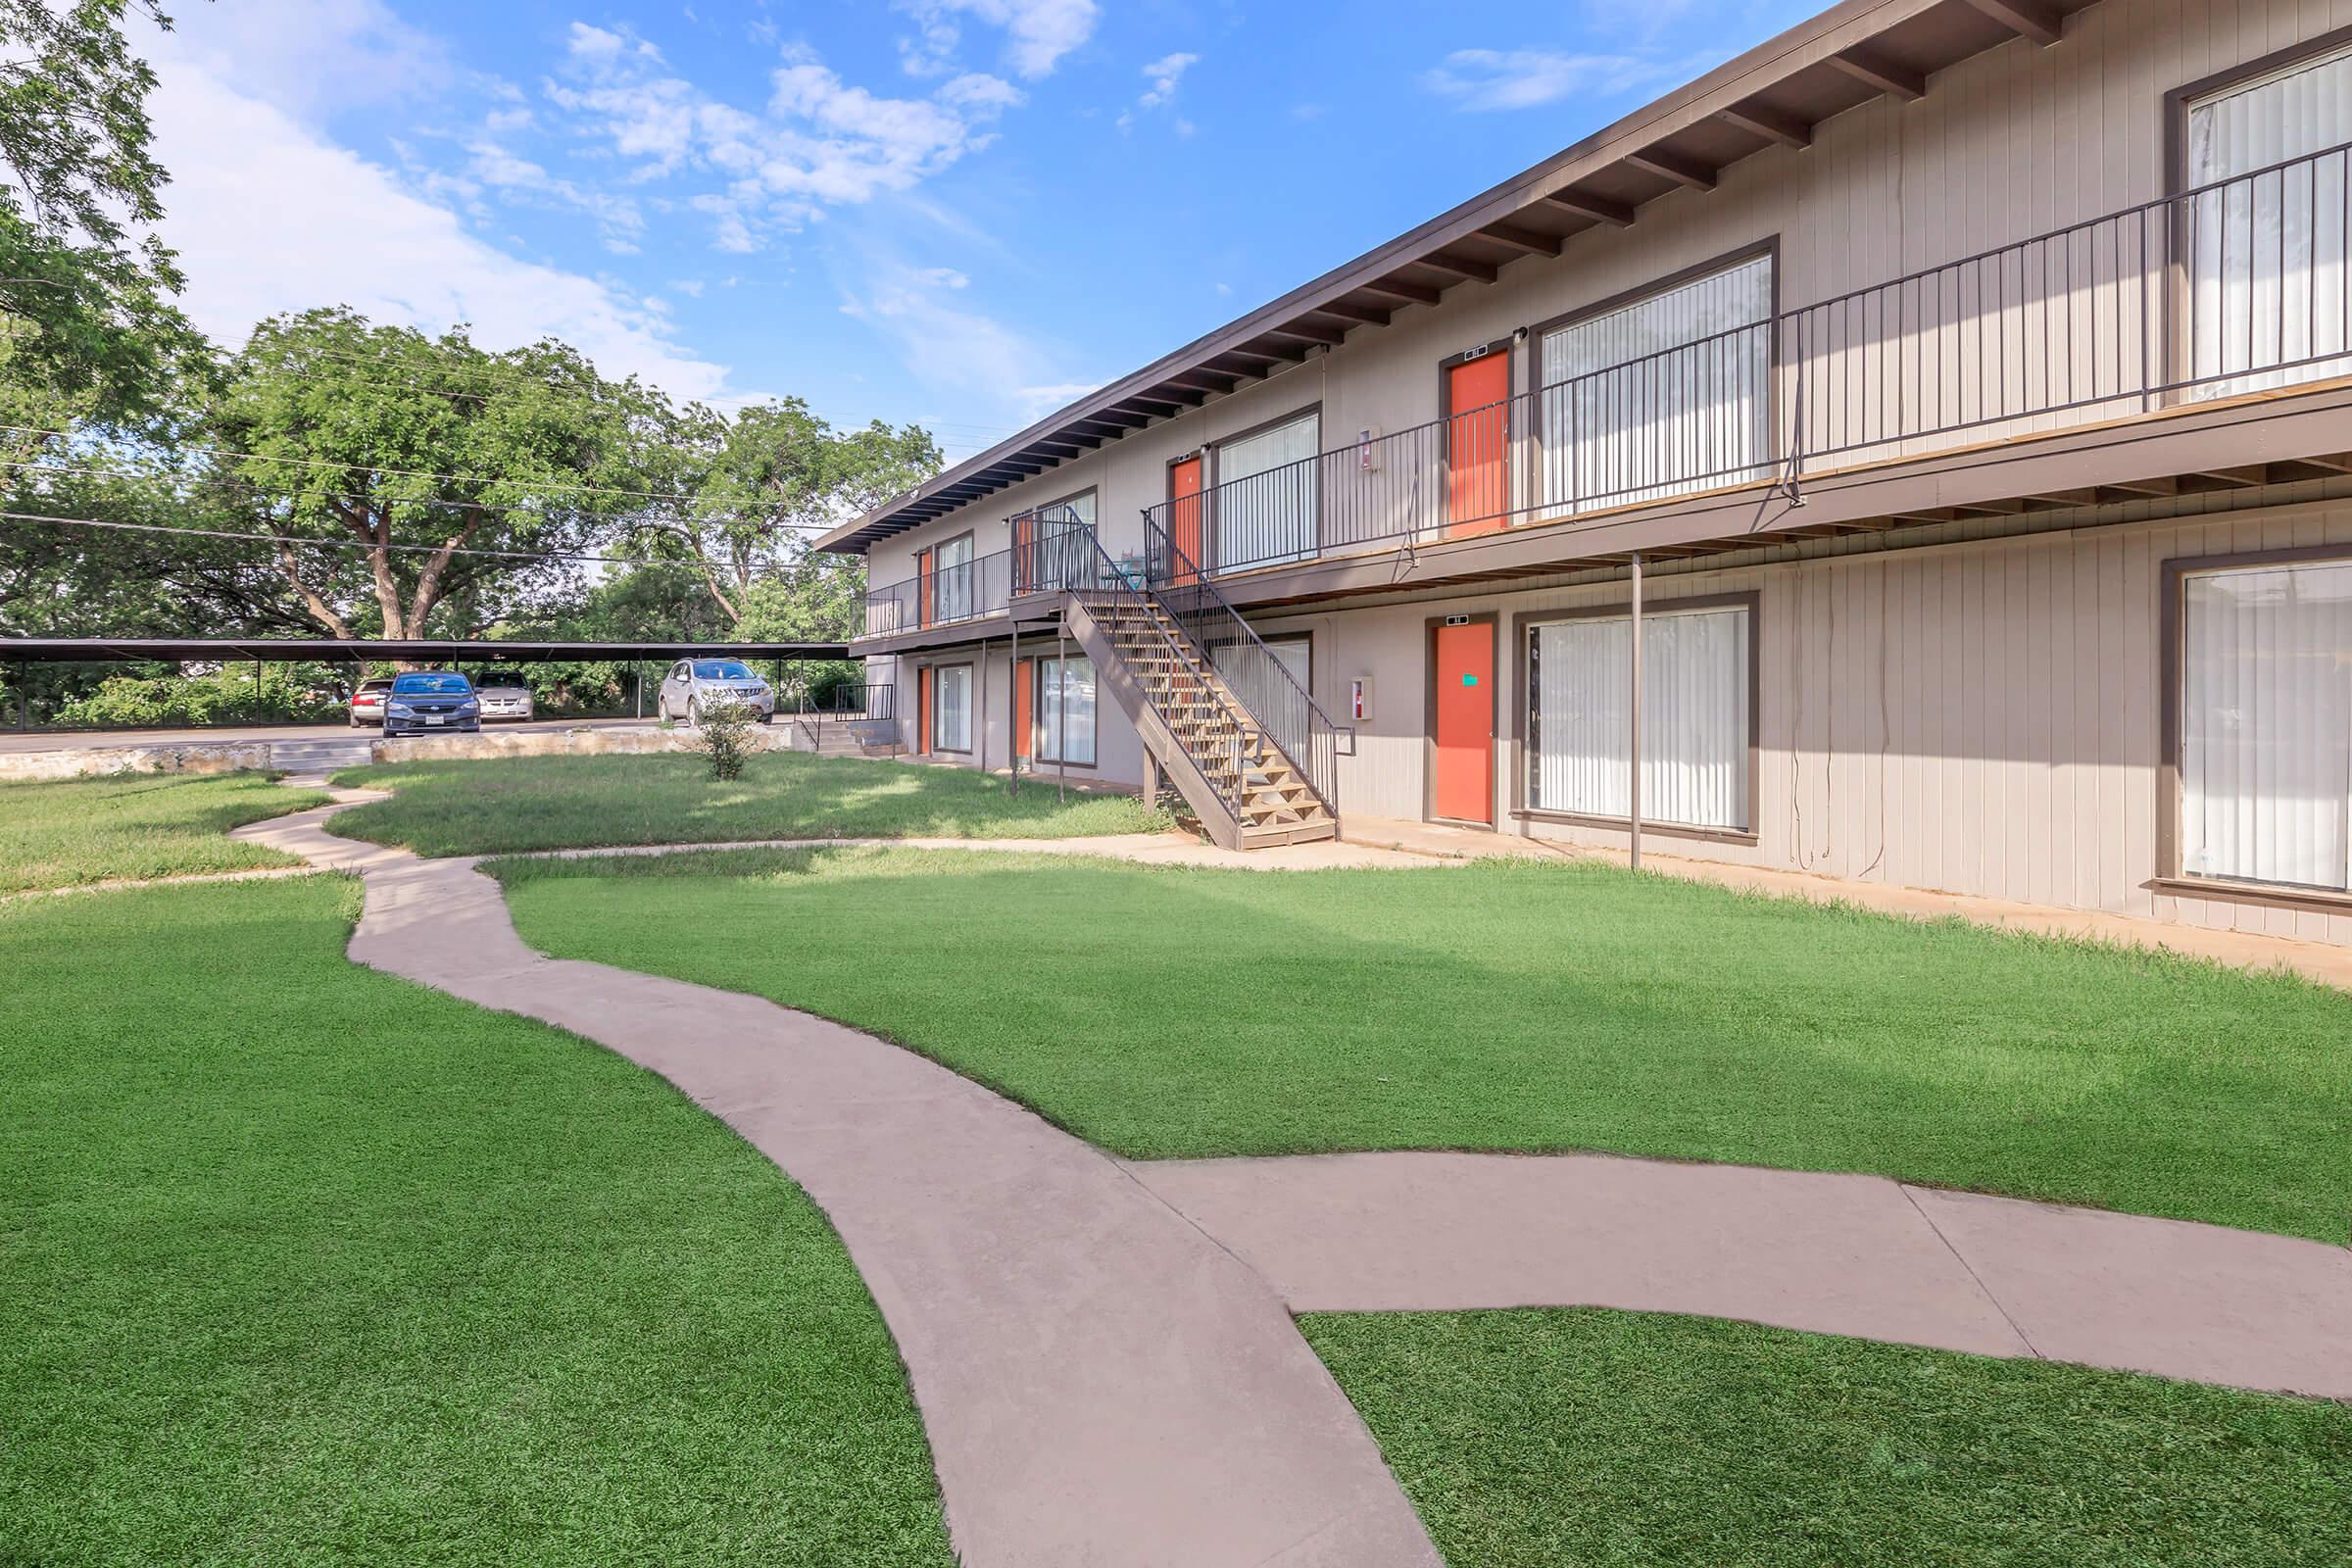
658, 659, 775, 725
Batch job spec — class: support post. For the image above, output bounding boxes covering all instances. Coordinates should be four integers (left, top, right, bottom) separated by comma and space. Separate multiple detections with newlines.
1057, 622, 1068, 805
1629, 552, 1643, 872
1008, 617, 1019, 796
14, 662, 26, 731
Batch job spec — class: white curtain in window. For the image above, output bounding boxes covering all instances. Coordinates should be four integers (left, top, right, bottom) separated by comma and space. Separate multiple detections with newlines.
1539, 256, 1773, 516
1531, 606, 1749, 830
934, 664, 972, 752
2185, 45, 2352, 397
2180, 561, 2352, 891
933, 535, 976, 621
1037, 656, 1097, 765
1212, 635, 1311, 757
1213, 411, 1320, 570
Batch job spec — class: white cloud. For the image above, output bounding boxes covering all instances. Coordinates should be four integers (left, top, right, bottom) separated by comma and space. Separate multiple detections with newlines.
141, 23, 735, 404
1421, 48, 1686, 111
547, 26, 1022, 248
462, 140, 646, 252
895, 0, 1100, 81
1138, 52, 1198, 110
155, 0, 451, 123
838, 260, 1094, 424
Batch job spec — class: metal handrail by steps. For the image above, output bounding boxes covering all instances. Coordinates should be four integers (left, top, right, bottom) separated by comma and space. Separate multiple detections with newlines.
1142, 511, 1353, 817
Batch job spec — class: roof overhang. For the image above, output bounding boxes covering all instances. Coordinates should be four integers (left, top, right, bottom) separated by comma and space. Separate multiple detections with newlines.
819, 0, 2097, 557
0, 638, 852, 662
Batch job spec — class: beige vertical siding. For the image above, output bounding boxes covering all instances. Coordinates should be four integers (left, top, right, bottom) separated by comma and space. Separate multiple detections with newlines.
1241, 491, 2352, 946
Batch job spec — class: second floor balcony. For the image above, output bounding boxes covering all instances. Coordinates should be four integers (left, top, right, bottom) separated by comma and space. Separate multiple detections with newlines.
858, 138, 2352, 636
1144, 138, 2352, 588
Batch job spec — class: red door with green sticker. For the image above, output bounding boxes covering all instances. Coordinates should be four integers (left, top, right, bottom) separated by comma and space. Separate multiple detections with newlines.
1432, 619, 1494, 824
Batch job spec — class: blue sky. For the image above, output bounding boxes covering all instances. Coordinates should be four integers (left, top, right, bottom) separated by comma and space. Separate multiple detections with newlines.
138, 0, 1816, 464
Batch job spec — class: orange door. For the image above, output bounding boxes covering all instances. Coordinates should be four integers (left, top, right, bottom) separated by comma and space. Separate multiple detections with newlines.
1432, 620, 1494, 824
916, 666, 933, 755
1011, 514, 1036, 594
1167, 454, 1204, 583
917, 550, 936, 628
1446, 351, 1511, 537
1013, 659, 1034, 762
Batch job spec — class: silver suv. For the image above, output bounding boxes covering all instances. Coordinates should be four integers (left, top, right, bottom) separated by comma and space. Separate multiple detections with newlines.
659, 658, 774, 725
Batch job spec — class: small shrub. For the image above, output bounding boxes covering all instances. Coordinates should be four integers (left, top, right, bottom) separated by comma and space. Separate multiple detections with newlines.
692, 698, 760, 781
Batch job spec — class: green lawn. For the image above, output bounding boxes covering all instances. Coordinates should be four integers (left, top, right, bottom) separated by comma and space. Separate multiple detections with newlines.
0, 771, 327, 894
491, 848, 2352, 1242
0, 877, 954, 1567
329, 751, 1168, 856
1302, 1307, 2352, 1568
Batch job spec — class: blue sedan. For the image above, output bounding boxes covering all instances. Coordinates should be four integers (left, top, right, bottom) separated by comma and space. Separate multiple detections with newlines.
380, 671, 482, 737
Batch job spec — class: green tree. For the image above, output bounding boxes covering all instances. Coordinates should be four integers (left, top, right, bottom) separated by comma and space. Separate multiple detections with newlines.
0, 0, 198, 424
201, 308, 676, 643
639, 398, 937, 634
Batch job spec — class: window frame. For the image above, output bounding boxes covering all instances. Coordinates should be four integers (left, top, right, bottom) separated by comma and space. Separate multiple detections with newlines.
1520, 238, 1782, 520
1031, 652, 1100, 769
2160, 28, 2352, 402
1506, 591, 1763, 845
1205, 401, 1324, 572
2156, 542, 2352, 912
927, 660, 975, 756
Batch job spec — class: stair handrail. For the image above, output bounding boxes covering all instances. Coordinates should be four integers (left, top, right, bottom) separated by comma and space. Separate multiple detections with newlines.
1028, 517, 1250, 820
1140, 510, 1354, 818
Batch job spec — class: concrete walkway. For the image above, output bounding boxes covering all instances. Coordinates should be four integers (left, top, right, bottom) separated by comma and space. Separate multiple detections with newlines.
514, 830, 1444, 871
227, 789, 2352, 1560
1129, 1152, 2352, 1400
234, 793, 1444, 1568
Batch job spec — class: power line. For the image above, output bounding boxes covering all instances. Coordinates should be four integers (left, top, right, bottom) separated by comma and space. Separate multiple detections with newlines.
0, 453, 845, 530
0, 509, 857, 575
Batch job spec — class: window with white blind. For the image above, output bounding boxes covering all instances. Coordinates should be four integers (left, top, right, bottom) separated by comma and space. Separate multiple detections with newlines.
1212, 409, 1320, 570
1537, 255, 1774, 516
1528, 603, 1751, 831
2184, 43, 2352, 397
2179, 558, 2352, 892
932, 533, 976, 622
1035, 654, 1097, 765
932, 663, 972, 752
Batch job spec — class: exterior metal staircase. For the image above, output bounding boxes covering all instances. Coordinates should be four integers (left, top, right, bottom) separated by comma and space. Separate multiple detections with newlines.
1028, 517, 1348, 851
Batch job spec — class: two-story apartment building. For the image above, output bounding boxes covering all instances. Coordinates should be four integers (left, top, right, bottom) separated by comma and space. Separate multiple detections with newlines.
818, 0, 2352, 945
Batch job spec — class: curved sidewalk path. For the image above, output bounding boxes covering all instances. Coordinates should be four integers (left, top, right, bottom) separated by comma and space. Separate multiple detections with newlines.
236, 794, 1446, 1568
235, 793, 2352, 1562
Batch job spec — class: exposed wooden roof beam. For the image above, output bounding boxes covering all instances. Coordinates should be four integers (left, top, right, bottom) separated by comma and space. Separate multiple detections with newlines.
1715, 102, 1812, 149
1304, 298, 1394, 325
2102, 475, 2180, 497
1625, 148, 1718, 191
1259, 321, 1348, 347
1476, 222, 1563, 258
2183, 465, 2268, 488
1069, 416, 1142, 436
1160, 369, 1240, 394
1829, 48, 1927, 101
1109, 397, 1182, 417
1540, 188, 1636, 226
1961, 0, 2062, 45
1355, 276, 1444, 307
1411, 252, 1501, 284
1208, 348, 1286, 369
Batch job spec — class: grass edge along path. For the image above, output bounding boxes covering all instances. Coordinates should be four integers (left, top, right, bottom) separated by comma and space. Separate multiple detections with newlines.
488, 845, 2352, 1244
0, 770, 330, 894
0, 875, 956, 1567
1301, 1306, 2352, 1568
327, 750, 1169, 857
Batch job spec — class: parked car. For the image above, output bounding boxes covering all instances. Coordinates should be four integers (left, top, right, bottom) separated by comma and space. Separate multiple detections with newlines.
349, 677, 394, 728
658, 659, 775, 725
469, 666, 536, 723
380, 671, 481, 737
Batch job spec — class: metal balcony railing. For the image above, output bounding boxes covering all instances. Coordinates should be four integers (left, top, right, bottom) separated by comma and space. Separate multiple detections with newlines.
862, 547, 1018, 638
1142, 139, 2352, 579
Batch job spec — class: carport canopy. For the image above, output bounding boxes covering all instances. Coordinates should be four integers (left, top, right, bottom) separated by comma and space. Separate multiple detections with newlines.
0, 638, 850, 662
